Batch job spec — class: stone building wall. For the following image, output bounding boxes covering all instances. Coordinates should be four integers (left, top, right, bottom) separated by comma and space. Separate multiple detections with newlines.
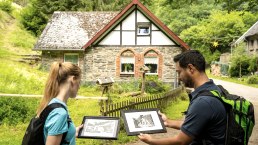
84, 46, 181, 83
41, 47, 181, 84
41, 50, 84, 71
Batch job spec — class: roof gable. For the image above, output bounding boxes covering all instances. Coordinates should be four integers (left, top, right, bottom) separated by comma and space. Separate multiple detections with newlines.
233, 21, 258, 45
82, 0, 190, 50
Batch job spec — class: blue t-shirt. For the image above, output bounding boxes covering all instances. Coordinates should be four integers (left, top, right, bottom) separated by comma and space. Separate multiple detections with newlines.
181, 80, 227, 145
44, 98, 76, 145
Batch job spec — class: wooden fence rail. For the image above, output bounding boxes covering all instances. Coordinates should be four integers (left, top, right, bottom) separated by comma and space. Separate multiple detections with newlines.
0, 93, 108, 100
100, 86, 184, 117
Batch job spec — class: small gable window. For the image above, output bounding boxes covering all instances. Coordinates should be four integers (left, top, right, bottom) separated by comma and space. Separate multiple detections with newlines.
137, 22, 150, 36
64, 53, 79, 65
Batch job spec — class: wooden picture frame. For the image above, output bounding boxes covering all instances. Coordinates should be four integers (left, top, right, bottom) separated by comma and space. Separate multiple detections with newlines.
121, 108, 167, 135
78, 116, 120, 140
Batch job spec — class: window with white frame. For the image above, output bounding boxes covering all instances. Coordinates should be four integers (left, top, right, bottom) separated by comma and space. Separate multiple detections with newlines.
144, 57, 158, 74
137, 22, 150, 36
121, 57, 135, 74
64, 53, 79, 65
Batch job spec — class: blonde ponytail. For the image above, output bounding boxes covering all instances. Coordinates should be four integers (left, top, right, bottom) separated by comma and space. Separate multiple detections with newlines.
36, 62, 81, 116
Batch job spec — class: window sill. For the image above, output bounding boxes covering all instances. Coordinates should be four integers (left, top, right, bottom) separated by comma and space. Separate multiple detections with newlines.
146, 73, 158, 75
120, 73, 135, 77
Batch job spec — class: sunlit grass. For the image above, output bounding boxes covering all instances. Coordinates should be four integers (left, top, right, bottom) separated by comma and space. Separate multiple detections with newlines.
163, 92, 189, 120
206, 68, 258, 88
0, 60, 46, 94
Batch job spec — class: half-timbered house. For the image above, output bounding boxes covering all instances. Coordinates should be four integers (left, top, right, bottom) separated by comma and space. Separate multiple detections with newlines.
34, 0, 190, 83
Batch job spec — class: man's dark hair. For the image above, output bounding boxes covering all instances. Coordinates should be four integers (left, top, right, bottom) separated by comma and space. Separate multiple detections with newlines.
173, 50, 206, 72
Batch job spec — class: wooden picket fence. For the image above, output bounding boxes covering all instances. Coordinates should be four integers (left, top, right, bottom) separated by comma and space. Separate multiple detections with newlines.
100, 86, 184, 117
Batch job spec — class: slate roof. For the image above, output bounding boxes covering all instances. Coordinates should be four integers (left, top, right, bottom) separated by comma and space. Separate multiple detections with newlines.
233, 21, 258, 45
33, 11, 118, 50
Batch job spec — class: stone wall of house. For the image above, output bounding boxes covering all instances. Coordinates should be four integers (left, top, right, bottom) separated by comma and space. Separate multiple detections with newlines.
84, 46, 181, 83
41, 50, 84, 71
211, 64, 221, 76
247, 36, 258, 54
220, 53, 231, 64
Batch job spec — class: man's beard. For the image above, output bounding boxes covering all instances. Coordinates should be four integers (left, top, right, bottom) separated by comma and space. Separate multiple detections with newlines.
182, 75, 194, 88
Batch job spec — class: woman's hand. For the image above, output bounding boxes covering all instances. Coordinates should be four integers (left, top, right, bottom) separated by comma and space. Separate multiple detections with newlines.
75, 124, 83, 137
138, 133, 153, 144
158, 111, 168, 126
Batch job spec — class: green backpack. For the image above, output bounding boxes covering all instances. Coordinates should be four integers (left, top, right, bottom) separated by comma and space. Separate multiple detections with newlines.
199, 85, 255, 145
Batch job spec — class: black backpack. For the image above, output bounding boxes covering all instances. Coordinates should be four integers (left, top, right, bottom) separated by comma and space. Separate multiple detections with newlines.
22, 103, 70, 145
198, 85, 255, 145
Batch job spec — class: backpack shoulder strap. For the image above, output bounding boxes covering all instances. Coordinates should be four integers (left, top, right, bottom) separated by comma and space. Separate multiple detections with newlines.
39, 103, 69, 144
40, 103, 67, 121
196, 89, 221, 100
196, 89, 228, 108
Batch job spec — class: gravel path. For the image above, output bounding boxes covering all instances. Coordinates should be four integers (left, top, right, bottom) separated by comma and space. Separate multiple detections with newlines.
125, 79, 258, 145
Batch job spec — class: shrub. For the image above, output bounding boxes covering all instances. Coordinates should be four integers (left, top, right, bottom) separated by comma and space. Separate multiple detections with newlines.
111, 79, 140, 94
0, 0, 13, 14
246, 75, 258, 84
229, 55, 250, 77
0, 97, 38, 125
144, 75, 170, 94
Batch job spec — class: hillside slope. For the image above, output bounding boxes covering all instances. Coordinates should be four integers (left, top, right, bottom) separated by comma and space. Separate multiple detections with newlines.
0, 9, 46, 94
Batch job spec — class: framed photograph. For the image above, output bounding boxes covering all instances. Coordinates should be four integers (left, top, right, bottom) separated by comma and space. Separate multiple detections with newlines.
78, 116, 120, 140
121, 108, 167, 135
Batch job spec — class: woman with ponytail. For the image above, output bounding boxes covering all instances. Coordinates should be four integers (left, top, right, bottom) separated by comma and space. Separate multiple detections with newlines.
37, 62, 82, 145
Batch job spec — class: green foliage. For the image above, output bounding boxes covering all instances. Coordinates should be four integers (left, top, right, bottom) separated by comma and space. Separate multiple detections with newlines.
180, 10, 258, 64
246, 75, 258, 84
21, 0, 88, 36
248, 55, 258, 73
229, 44, 257, 77
20, 1, 49, 36
229, 56, 250, 77
160, 0, 215, 9
13, 0, 29, 6
0, 0, 13, 14
156, 2, 221, 35
0, 97, 39, 125
145, 75, 170, 94
111, 79, 140, 94
215, 0, 258, 13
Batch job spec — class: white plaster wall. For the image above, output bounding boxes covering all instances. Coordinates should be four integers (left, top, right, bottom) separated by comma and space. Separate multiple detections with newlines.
137, 37, 150, 45
99, 31, 120, 45
137, 10, 149, 22
122, 11, 135, 30
114, 25, 120, 30
152, 31, 174, 45
152, 24, 158, 30
122, 32, 135, 45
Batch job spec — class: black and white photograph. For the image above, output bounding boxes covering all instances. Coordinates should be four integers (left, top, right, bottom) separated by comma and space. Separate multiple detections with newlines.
78, 116, 120, 140
121, 108, 167, 135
